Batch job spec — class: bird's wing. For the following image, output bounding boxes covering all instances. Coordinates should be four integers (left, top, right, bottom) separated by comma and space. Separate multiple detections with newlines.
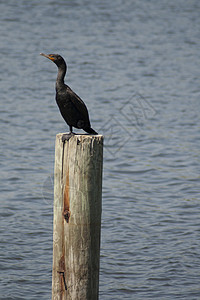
66, 86, 90, 121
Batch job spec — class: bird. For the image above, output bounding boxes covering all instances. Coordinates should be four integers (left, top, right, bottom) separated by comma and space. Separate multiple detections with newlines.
40, 53, 98, 141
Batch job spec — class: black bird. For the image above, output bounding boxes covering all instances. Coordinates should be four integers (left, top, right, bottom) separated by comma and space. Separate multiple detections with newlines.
40, 53, 98, 140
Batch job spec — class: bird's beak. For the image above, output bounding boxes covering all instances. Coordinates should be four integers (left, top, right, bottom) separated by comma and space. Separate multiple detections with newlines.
40, 53, 55, 61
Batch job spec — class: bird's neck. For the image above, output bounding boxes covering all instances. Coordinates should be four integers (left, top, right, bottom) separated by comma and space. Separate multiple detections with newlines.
56, 63, 67, 89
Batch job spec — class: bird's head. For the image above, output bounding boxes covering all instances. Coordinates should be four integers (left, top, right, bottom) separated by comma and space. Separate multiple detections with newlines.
40, 53, 66, 68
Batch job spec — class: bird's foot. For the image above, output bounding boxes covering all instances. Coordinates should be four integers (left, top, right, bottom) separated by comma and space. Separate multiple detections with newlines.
62, 132, 75, 142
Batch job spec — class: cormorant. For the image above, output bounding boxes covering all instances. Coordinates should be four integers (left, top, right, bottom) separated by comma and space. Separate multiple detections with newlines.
40, 53, 98, 141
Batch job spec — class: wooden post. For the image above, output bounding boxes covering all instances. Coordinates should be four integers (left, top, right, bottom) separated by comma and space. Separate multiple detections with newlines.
52, 133, 103, 300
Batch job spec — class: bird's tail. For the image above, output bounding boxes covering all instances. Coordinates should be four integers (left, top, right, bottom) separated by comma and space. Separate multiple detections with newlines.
85, 127, 98, 135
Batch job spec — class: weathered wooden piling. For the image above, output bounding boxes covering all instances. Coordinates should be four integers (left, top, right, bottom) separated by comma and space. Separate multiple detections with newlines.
52, 133, 103, 300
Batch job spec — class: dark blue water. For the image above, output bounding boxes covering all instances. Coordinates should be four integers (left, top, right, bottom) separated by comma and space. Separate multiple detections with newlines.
1, 1, 200, 299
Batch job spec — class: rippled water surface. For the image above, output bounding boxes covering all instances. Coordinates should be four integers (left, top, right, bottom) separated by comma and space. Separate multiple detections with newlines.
1, 0, 200, 299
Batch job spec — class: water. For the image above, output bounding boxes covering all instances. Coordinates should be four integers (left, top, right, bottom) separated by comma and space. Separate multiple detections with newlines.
1, 0, 200, 299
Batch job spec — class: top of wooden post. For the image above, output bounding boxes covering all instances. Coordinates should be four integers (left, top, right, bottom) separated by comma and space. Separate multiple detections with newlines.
56, 133, 103, 138
56, 133, 103, 144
